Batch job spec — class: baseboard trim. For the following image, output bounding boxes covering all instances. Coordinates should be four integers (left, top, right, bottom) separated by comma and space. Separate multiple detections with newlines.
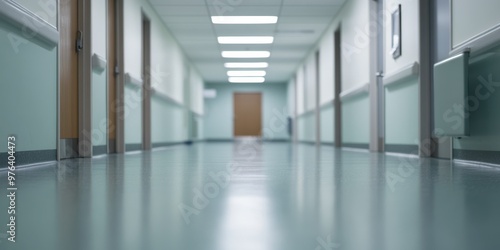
299, 140, 316, 145
342, 143, 369, 150
385, 144, 419, 155
321, 142, 335, 146
262, 139, 290, 142
206, 139, 235, 142
93, 145, 108, 156
0, 149, 57, 169
126, 144, 143, 152
453, 149, 500, 166
152, 141, 190, 148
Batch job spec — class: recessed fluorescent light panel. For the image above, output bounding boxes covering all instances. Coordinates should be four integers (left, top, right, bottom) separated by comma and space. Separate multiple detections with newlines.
222, 51, 270, 58
229, 77, 266, 83
224, 62, 269, 68
211, 16, 278, 24
227, 71, 267, 77
218, 36, 274, 44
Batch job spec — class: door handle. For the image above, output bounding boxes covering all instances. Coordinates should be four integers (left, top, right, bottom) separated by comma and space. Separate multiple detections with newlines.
76, 31, 83, 52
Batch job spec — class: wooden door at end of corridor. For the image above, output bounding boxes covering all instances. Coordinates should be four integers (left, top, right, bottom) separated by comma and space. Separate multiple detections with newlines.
233, 93, 262, 137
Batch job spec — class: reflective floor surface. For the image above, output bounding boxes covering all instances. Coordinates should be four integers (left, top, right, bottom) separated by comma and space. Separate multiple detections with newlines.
2, 142, 500, 250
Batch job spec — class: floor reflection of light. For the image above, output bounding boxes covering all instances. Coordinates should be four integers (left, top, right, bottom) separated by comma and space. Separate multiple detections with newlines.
218, 194, 275, 250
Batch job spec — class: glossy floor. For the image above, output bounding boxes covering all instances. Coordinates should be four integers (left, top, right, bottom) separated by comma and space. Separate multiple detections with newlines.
2, 142, 500, 250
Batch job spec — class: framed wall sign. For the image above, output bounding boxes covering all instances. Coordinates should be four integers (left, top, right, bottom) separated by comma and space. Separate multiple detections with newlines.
391, 4, 402, 59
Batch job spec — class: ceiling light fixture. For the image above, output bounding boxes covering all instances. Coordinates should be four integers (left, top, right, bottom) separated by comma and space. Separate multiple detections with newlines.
224, 62, 269, 68
218, 36, 274, 44
222, 51, 270, 58
227, 71, 267, 77
228, 77, 266, 83
211, 16, 278, 24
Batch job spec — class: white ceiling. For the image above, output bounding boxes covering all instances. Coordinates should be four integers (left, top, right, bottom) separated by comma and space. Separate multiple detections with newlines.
148, 0, 347, 84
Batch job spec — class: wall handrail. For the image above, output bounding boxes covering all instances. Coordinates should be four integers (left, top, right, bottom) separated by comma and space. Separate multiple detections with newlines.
339, 83, 369, 102
92, 53, 107, 74
150, 87, 184, 108
124, 73, 143, 89
296, 108, 315, 118
383, 62, 420, 87
0, 0, 58, 47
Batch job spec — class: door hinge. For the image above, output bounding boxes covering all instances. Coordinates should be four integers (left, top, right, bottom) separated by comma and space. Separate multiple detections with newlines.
114, 65, 120, 76
376, 71, 384, 77
76, 31, 83, 52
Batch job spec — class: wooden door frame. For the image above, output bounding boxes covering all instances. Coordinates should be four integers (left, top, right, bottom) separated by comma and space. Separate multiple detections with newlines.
78, 0, 93, 158
142, 11, 152, 150
114, 0, 126, 153
315, 50, 321, 146
334, 27, 342, 148
369, 0, 385, 152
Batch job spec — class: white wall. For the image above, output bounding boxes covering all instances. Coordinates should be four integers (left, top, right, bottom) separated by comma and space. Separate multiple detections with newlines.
190, 68, 204, 115
293, 0, 371, 145
296, 67, 305, 114
451, 0, 500, 47
91, 0, 108, 147
384, 0, 420, 74
319, 32, 335, 105
123, 0, 203, 146
305, 54, 317, 112
287, 78, 296, 118
294, 0, 371, 108
339, 0, 370, 91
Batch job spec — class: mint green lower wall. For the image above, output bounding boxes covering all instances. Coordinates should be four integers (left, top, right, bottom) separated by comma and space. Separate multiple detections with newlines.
151, 97, 188, 144
204, 83, 289, 140
454, 55, 500, 151
92, 71, 108, 146
297, 112, 315, 142
124, 85, 143, 145
320, 103, 335, 143
297, 115, 306, 141
0, 21, 57, 153
341, 94, 369, 145
385, 79, 419, 146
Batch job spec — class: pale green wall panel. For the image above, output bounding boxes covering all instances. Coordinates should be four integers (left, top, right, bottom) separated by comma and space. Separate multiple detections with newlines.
454, 55, 500, 151
341, 95, 369, 144
204, 84, 289, 140
304, 113, 315, 142
320, 103, 335, 143
385, 79, 419, 145
0, 21, 57, 153
151, 97, 187, 143
298, 116, 306, 141
297, 113, 315, 143
92, 71, 108, 146
124, 86, 142, 145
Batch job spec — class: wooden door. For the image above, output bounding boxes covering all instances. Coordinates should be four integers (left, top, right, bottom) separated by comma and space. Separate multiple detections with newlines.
60, 0, 79, 158
233, 93, 262, 137
60, 0, 79, 139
